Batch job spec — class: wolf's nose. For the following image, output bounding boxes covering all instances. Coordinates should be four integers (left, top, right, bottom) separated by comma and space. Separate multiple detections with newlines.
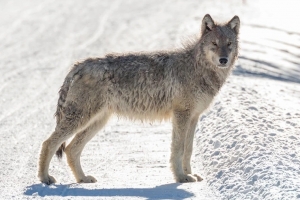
219, 58, 228, 65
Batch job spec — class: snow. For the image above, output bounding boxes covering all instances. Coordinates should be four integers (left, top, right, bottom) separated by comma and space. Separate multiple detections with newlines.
196, 77, 300, 199
0, 0, 299, 199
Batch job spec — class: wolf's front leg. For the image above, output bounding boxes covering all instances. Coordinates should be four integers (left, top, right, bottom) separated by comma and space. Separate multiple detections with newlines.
182, 116, 203, 181
170, 110, 200, 183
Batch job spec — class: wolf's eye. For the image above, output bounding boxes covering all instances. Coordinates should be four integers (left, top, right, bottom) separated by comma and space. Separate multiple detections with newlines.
212, 42, 217, 46
228, 42, 232, 46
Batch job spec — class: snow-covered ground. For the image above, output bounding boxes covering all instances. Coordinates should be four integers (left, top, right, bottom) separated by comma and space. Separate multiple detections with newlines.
0, 0, 299, 199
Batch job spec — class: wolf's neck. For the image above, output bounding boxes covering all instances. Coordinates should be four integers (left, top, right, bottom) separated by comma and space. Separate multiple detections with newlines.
176, 43, 233, 93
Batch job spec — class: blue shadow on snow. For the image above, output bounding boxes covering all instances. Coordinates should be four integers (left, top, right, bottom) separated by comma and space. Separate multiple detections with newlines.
24, 183, 194, 200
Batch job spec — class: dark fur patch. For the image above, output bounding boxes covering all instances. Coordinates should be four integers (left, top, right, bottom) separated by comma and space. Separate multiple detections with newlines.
56, 142, 66, 159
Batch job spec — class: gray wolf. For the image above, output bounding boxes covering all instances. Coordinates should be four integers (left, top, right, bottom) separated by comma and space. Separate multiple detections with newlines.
38, 14, 240, 184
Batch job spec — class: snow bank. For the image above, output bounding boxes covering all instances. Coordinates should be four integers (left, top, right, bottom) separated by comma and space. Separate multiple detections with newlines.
196, 76, 300, 199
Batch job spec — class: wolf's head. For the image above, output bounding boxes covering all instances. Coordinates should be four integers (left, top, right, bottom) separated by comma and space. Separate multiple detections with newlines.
199, 14, 240, 68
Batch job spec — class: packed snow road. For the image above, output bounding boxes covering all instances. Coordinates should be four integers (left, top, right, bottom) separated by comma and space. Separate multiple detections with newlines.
0, 0, 299, 199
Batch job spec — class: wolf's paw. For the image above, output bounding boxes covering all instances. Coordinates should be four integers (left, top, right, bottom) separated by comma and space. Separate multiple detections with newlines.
193, 174, 203, 181
40, 175, 56, 185
177, 174, 202, 183
78, 175, 97, 183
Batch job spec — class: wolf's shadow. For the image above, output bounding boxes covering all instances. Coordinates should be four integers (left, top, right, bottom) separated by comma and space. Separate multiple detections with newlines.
24, 183, 194, 200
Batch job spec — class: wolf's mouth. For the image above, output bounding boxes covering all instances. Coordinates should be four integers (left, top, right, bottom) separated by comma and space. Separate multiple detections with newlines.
217, 64, 228, 68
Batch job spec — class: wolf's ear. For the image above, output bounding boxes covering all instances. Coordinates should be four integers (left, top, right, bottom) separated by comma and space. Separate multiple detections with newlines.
201, 14, 215, 35
227, 15, 240, 34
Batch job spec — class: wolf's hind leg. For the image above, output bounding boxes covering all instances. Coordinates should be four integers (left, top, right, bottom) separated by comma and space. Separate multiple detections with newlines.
38, 100, 94, 185
65, 112, 110, 183
38, 131, 70, 184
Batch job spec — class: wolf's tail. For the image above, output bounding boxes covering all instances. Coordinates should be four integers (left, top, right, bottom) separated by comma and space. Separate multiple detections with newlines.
54, 66, 78, 159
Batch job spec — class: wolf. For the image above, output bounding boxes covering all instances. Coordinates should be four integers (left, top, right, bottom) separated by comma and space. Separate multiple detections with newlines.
38, 14, 240, 184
